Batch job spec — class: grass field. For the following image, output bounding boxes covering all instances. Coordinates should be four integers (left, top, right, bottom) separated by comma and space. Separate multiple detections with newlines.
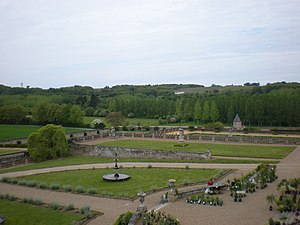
14, 168, 223, 198
0, 199, 83, 225
0, 124, 90, 141
0, 148, 26, 155
100, 140, 294, 159
0, 156, 279, 174
84, 116, 201, 127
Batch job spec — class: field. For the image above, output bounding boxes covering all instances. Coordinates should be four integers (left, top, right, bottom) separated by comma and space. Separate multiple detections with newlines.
13, 168, 223, 198
0, 124, 90, 141
100, 140, 294, 159
0, 199, 83, 225
84, 116, 201, 127
0, 155, 279, 174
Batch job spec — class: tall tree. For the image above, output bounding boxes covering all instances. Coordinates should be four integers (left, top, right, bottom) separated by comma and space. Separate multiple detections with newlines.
106, 112, 125, 127
194, 101, 202, 123
202, 100, 210, 122
210, 100, 219, 122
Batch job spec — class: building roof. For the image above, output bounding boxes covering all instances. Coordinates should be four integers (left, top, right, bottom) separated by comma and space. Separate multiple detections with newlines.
233, 114, 241, 123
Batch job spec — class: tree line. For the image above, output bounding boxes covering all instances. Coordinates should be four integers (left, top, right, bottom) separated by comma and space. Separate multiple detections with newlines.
0, 82, 299, 127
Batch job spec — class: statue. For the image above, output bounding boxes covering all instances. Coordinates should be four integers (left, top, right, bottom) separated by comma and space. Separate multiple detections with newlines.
178, 128, 184, 142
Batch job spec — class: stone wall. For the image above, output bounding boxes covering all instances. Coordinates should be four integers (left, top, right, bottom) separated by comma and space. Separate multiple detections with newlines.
0, 152, 30, 168
70, 143, 211, 160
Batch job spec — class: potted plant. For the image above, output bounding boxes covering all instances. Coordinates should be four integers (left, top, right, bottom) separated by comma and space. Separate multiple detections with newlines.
266, 194, 275, 211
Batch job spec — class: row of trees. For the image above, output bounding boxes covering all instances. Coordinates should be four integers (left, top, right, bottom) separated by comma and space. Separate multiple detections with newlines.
0, 82, 299, 127
0, 103, 85, 127
106, 88, 300, 126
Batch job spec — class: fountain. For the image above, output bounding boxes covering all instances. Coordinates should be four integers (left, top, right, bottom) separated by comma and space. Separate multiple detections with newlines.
102, 153, 130, 182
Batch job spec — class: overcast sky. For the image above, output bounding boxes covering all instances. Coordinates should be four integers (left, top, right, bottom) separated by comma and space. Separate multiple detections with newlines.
0, 0, 299, 88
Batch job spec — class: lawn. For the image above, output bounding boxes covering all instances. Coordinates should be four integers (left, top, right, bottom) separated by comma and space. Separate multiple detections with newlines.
0, 199, 83, 225
0, 148, 26, 155
14, 168, 223, 198
100, 140, 294, 159
0, 124, 90, 141
0, 156, 279, 174
84, 116, 160, 126
84, 116, 200, 127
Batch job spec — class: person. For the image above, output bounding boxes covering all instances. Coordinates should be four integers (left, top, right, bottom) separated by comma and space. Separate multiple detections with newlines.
208, 179, 214, 186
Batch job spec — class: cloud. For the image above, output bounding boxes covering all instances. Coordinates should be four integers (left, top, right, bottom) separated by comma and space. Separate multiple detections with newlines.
0, 0, 299, 88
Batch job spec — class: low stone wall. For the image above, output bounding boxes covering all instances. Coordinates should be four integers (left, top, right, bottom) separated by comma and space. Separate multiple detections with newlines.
70, 143, 211, 160
0, 152, 30, 168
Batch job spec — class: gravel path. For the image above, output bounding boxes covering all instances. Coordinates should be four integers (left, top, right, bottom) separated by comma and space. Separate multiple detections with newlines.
159, 146, 300, 225
0, 146, 298, 225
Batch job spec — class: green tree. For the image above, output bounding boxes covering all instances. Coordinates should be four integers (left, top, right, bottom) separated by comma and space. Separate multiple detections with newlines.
227, 105, 235, 124
194, 101, 202, 123
106, 112, 125, 127
0, 104, 27, 124
210, 100, 219, 122
27, 124, 68, 162
202, 100, 210, 122
69, 105, 85, 126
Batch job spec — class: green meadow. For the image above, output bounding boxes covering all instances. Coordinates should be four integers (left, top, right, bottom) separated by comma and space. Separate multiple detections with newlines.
100, 139, 294, 159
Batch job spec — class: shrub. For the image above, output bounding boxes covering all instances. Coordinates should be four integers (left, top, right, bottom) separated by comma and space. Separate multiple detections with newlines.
183, 177, 190, 186
50, 202, 60, 210
50, 183, 60, 190
63, 185, 72, 192
34, 198, 43, 206
8, 194, 16, 201
151, 185, 158, 192
87, 188, 97, 195
38, 182, 47, 189
75, 185, 85, 193
188, 126, 195, 131
18, 180, 27, 186
22, 197, 29, 203
27, 197, 34, 204
147, 164, 152, 169
64, 203, 75, 211
80, 206, 92, 219
26, 180, 37, 187
8, 178, 18, 184
114, 211, 134, 225
185, 165, 190, 170
1, 177, 9, 183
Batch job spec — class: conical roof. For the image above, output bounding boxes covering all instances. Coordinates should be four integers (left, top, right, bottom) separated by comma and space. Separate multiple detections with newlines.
233, 114, 241, 122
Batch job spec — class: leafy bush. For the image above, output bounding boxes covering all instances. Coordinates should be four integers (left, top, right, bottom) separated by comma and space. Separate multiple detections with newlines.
7, 178, 18, 184
1, 177, 9, 183
34, 198, 43, 206
114, 211, 134, 225
80, 206, 92, 219
63, 184, 72, 192
27, 124, 68, 162
22, 198, 29, 203
50, 202, 60, 210
147, 164, 152, 169
26, 180, 37, 187
18, 180, 27, 186
87, 187, 97, 195
38, 182, 47, 189
75, 185, 85, 193
183, 177, 190, 186
8, 194, 16, 201
64, 203, 75, 211
50, 183, 60, 190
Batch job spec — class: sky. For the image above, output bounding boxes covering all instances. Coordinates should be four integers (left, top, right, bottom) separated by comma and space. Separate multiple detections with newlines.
0, 0, 300, 89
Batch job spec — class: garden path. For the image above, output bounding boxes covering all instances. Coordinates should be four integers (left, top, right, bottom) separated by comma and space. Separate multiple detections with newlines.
0, 146, 299, 225
160, 145, 300, 225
